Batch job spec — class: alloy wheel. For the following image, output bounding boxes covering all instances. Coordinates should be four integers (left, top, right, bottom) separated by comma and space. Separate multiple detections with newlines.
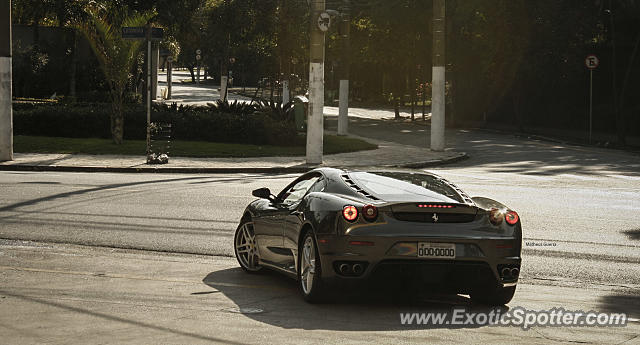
235, 222, 261, 271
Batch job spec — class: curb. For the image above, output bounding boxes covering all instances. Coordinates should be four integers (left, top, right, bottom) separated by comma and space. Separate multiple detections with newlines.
0, 153, 468, 174
395, 152, 468, 169
0, 164, 312, 174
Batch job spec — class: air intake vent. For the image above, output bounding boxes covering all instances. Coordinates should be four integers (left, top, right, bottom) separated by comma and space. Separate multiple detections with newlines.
341, 174, 380, 200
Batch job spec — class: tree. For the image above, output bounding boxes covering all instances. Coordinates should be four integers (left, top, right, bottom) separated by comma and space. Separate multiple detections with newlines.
77, 9, 153, 144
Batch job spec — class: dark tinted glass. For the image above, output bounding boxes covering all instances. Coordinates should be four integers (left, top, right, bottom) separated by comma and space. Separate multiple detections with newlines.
348, 172, 463, 202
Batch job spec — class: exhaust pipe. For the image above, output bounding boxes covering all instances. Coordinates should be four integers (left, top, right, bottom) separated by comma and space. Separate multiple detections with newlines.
510, 268, 520, 279
352, 263, 363, 275
501, 267, 512, 278
339, 264, 351, 275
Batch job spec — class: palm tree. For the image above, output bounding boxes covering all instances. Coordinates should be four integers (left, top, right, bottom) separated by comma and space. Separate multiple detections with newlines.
77, 10, 152, 144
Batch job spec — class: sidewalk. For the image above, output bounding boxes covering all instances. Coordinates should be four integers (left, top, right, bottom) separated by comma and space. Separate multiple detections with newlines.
0, 133, 466, 173
1, 69, 465, 173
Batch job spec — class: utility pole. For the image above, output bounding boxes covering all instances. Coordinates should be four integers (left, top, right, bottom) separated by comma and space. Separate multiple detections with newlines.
167, 56, 173, 100
307, 0, 327, 164
430, 0, 445, 151
146, 24, 152, 158
1, 0, 13, 161
337, 0, 350, 136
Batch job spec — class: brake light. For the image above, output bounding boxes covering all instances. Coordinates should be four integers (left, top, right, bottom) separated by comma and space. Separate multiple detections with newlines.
362, 204, 378, 221
417, 204, 455, 208
489, 208, 503, 225
505, 211, 519, 225
343, 205, 358, 222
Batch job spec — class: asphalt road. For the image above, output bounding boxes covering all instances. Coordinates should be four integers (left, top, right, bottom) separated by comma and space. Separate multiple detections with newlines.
1, 123, 640, 343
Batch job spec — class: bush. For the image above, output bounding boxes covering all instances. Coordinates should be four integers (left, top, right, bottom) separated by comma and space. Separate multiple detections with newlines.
13, 101, 300, 146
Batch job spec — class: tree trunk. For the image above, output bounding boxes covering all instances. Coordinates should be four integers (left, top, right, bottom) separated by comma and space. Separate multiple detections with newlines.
69, 30, 77, 100
111, 96, 124, 145
188, 65, 195, 82
617, 29, 640, 147
394, 97, 400, 120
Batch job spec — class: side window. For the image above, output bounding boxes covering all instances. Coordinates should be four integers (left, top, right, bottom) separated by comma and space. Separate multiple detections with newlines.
307, 177, 325, 194
280, 176, 320, 206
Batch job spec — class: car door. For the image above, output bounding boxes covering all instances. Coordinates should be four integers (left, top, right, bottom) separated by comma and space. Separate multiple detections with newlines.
282, 175, 326, 265
252, 199, 290, 266
263, 173, 321, 270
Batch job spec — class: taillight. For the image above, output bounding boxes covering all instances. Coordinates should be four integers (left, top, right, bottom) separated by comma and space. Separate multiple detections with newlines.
505, 211, 519, 225
343, 205, 358, 222
489, 208, 503, 225
362, 204, 378, 221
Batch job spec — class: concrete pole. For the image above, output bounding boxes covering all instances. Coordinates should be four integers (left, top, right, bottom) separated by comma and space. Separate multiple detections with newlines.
430, 0, 446, 151
337, 2, 350, 136
0, 0, 13, 161
282, 80, 289, 104
151, 42, 159, 100
306, 0, 326, 164
146, 38, 151, 157
167, 60, 172, 100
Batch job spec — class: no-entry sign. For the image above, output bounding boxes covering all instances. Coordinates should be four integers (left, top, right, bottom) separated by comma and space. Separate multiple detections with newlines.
585, 55, 599, 70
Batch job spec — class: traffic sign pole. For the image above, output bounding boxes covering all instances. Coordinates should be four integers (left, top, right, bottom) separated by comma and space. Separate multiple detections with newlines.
585, 54, 599, 144
146, 29, 151, 159
167, 56, 173, 100
589, 69, 593, 143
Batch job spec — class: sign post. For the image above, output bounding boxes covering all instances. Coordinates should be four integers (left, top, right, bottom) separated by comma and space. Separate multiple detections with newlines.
585, 54, 599, 143
195, 49, 201, 84
122, 26, 163, 161
167, 56, 173, 100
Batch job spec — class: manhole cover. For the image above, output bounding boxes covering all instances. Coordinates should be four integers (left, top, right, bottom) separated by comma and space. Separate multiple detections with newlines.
224, 307, 264, 314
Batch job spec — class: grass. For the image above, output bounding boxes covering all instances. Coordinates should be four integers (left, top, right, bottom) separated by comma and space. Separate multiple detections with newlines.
14, 135, 377, 158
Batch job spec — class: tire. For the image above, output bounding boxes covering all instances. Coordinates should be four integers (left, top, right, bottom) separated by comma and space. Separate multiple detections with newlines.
234, 221, 262, 273
470, 285, 517, 306
298, 230, 326, 303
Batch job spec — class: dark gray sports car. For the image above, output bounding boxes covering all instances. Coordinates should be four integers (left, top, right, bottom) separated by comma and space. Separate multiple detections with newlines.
234, 168, 522, 305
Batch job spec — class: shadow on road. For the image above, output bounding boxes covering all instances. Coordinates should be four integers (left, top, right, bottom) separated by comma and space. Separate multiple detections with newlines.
598, 294, 640, 318
0, 290, 249, 345
622, 229, 640, 240
202, 267, 509, 331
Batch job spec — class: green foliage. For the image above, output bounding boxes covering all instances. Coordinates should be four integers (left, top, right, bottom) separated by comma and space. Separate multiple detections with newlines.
76, 8, 153, 144
253, 99, 295, 122
14, 134, 377, 157
13, 102, 300, 146
206, 99, 258, 116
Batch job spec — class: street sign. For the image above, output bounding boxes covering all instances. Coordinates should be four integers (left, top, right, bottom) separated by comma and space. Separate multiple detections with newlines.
122, 27, 145, 39
585, 54, 599, 70
167, 56, 173, 63
196, 49, 202, 55
150, 28, 163, 40
318, 12, 331, 32
195, 54, 201, 61
122, 27, 163, 41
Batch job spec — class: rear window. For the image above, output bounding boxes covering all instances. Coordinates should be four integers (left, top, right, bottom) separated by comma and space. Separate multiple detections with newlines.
348, 172, 463, 203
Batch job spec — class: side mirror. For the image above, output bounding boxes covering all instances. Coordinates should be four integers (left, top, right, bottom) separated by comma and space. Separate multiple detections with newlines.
252, 187, 272, 200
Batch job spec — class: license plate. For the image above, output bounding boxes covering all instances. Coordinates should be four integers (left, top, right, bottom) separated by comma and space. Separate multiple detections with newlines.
417, 242, 455, 259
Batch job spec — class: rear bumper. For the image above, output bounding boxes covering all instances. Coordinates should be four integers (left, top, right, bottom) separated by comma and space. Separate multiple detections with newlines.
317, 234, 521, 289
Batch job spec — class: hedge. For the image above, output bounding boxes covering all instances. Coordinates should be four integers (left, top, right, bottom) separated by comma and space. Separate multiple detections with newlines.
13, 101, 300, 146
